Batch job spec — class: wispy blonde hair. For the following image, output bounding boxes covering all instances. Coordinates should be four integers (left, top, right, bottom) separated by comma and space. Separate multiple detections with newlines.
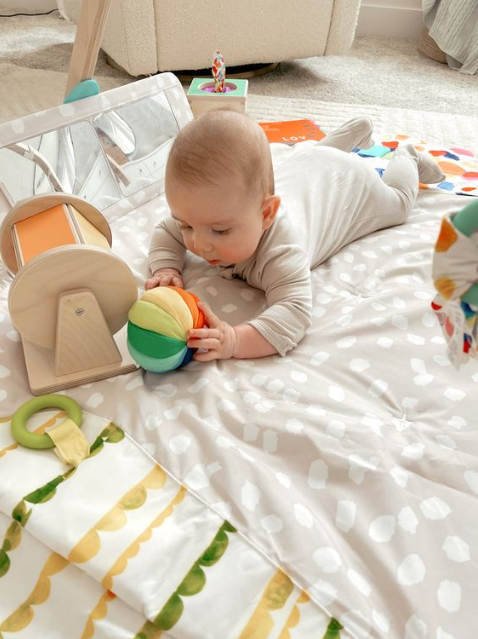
166, 110, 274, 202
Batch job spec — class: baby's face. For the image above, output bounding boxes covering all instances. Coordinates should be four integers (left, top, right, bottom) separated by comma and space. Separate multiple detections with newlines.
166, 176, 269, 267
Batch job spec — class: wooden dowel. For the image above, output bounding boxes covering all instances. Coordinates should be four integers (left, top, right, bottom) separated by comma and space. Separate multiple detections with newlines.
65, 0, 113, 98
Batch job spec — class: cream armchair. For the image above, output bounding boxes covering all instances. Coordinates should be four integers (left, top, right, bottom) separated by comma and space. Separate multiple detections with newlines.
62, 0, 361, 77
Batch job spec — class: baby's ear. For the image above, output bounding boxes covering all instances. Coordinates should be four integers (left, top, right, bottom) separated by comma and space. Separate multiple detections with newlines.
261, 195, 281, 229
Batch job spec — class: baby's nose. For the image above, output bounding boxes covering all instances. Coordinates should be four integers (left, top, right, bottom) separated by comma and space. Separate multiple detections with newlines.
193, 232, 213, 252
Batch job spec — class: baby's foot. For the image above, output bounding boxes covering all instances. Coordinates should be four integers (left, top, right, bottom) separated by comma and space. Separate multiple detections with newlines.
318, 117, 375, 152
398, 144, 447, 184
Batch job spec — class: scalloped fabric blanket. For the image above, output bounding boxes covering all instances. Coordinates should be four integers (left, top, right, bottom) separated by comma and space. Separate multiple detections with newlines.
0, 410, 347, 639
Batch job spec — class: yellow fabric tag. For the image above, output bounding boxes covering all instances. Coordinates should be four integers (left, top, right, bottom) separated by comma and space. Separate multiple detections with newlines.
47, 418, 89, 467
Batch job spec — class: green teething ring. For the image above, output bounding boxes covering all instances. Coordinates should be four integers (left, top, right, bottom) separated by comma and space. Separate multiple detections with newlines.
11, 394, 83, 449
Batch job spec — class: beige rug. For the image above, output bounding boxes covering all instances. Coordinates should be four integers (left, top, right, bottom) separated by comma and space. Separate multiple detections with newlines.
1, 63, 478, 155
2, 11, 478, 116
0, 63, 125, 122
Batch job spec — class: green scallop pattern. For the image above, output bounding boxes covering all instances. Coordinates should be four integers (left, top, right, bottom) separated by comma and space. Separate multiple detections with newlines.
323, 617, 344, 638
153, 520, 237, 631
0, 423, 125, 580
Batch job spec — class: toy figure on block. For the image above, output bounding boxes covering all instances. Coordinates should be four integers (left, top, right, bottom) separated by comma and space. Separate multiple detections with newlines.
432, 199, 478, 367
187, 50, 248, 118
127, 287, 205, 372
0, 193, 138, 395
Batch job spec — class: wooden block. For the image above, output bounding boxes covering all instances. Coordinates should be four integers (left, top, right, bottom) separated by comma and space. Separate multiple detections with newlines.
8, 245, 139, 394
55, 289, 122, 377
187, 78, 248, 118
12, 203, 81, 267
71, 206, 110, 249
0, 194, 112, 274
21, 324, 137, 396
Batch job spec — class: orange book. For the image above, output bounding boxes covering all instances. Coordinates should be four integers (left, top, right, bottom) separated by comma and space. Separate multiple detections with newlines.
12, 204, 82, 266
259, 119, 325, 144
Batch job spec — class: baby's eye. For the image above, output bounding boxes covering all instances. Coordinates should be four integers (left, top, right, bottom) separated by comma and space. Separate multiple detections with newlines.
213, 228, 231, 236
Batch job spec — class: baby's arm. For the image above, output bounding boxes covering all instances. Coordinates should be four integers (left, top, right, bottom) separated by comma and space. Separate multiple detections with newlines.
189, 246, 312, 360
234, 324, 279, 358
247, 250, 313, 357
188, 303, 278, 360
147, 217, 187, 289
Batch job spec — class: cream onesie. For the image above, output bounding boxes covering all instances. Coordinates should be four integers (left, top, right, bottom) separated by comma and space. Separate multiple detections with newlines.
149, 142, 421, 356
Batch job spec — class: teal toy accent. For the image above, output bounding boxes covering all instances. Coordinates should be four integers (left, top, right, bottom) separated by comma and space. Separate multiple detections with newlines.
64, 79, 100, 104
11, 394, 83, 450
452, 199, 478, 238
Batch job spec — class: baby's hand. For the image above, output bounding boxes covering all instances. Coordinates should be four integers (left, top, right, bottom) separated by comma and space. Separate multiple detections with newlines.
145, 268, 184, 290
187, 301, 236, 361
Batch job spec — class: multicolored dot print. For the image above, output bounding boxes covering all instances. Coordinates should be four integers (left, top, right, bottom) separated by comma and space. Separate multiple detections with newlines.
354, 135, 478, 197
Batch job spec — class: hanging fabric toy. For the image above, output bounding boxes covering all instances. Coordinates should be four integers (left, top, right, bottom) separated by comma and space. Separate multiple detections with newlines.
432, 199, 478, 367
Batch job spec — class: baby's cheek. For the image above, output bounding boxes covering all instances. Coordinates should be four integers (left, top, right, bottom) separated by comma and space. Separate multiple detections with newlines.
183, 237, 194, 252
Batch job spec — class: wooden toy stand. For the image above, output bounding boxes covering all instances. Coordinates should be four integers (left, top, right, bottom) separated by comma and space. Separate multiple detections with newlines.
0, 194, 138, 395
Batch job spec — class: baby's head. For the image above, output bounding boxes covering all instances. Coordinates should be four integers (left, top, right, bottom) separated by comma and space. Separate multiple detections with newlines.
165, 110, 280, 267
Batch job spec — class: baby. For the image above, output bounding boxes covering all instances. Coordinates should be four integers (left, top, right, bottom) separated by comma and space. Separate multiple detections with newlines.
146, 111, 445, 361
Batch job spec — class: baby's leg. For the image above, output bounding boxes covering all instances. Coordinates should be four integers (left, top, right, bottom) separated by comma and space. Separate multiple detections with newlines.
380, 147, 420, 216
344, 145, 445, 248
397, 144, 446, 184
316, 117, 375, 153
382, 144, 447, 212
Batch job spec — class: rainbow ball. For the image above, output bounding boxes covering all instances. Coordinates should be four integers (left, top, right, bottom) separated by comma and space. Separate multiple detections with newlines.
127, 286, 204, 373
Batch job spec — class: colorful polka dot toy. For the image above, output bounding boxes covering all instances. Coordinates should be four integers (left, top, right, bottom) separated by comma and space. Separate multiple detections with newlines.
127, 287, 204, 373
432, 199, 478, 367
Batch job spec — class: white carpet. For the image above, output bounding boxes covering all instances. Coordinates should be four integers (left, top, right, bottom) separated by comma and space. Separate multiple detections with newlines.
1, 63, 477, 156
